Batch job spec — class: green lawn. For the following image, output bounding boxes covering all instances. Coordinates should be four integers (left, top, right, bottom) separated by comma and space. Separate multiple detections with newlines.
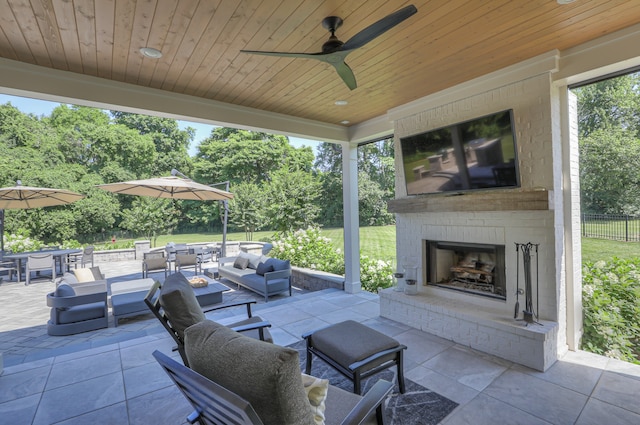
154, 225, 397, 262
581, 237, 640, 263
148, 228, 638, 265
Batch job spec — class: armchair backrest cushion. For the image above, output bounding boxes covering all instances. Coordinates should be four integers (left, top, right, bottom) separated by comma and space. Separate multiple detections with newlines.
144, 257, 168, 270
158, 273, 205, 340
58, 272, 79, 285
185, 320, 314, 425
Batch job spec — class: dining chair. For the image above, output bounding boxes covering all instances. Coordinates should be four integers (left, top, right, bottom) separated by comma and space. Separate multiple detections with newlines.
25, 253, 55, 285
67, 246, 94, 269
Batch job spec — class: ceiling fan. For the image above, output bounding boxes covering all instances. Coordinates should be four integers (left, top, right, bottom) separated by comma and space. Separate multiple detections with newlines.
240, 5, 418, 90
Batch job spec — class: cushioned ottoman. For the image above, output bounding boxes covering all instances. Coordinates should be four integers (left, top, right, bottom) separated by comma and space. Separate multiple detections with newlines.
303, 320, 407, 394
111, 290, 149, 326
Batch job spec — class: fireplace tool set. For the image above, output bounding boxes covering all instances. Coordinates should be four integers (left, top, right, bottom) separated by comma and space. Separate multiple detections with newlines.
514, 242, 541, 326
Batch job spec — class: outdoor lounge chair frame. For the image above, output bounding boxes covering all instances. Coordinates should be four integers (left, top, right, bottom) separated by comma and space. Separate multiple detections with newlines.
144, 280, 272, 367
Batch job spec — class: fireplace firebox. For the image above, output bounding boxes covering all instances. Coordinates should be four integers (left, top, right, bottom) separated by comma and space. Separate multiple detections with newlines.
425, 240, 506, 300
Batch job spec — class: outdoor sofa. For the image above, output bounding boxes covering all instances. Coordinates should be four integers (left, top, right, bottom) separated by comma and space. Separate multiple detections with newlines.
218, 251, 291, 302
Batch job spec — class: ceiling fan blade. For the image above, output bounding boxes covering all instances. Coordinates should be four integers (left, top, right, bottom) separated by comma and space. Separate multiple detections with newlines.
240, 49, 322, 60
331, 61, 357, 90
342, 4, 417, 51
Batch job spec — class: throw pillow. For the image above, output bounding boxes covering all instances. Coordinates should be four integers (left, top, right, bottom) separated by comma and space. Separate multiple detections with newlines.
301, 373, 328, 425
90, 266, 104, 280
185, 320, 314, 425
255, 262, 274, 276
233, 256, 250, 270
158, 273, 206, 340
73, 268, 94, 283
265, 257, 290, 272
247, 253, 262, 269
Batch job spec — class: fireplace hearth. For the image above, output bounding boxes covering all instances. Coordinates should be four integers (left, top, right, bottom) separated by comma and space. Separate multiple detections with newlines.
425, 240, 506, 300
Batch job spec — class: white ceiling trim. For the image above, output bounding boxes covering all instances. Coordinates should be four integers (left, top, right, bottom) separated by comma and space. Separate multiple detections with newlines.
555, 22, 640, 86
0, 58, 349, 143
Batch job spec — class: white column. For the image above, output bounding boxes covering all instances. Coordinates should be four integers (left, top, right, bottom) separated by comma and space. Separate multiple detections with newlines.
342, 142, 361, 293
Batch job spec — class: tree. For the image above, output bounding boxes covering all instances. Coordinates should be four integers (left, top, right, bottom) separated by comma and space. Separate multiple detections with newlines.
266, 169, 321, 233
358, 172, 394, 226
119, 197, 179, 247
313, 139, 396, 227
579, 129, 640, 214
574, 73, 640, 214
575, 73, 640, 138
194, 128, 313, 185
111, 112, 193, 175
228, 182, 266, 240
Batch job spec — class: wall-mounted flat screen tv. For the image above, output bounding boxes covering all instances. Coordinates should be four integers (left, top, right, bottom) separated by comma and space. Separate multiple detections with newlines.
400, 109, 519, 195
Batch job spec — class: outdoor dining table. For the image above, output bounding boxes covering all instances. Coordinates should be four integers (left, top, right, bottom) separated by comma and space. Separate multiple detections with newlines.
4, 248, 82, 282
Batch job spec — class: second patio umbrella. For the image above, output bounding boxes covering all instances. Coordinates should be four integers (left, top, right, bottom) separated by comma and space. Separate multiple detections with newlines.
96, 175, 233, 201
0, 181, 85, 252
96, 171, 233, 255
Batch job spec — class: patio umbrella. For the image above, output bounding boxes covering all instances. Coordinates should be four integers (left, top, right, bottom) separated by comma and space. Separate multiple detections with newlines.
96, 175, 233, 201
0, 181, 85, 252
96, 170, 233, 255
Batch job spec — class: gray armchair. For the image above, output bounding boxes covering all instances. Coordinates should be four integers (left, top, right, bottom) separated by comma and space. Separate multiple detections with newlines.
46, 283, 108, 336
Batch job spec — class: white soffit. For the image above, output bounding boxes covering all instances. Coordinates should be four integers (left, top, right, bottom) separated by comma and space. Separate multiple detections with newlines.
555, 22, 640, 86
0, 58, 349, 144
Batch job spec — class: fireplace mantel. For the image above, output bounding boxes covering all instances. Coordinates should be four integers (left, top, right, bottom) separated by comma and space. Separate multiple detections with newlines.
387, 188, 549, 213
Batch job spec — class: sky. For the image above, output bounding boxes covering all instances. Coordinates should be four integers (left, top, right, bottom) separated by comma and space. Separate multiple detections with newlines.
0, 93, 319, 157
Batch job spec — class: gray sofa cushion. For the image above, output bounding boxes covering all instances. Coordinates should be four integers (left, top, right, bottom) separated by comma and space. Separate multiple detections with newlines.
159, 273, 205, 340
185, 320, 314, 425
56, 302, 105, 324
266, 257, 290, 271
238, 251, 267, 269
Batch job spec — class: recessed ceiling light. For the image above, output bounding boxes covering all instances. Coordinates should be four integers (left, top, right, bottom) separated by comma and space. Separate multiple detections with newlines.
334, 100, 348, 106
340, 120, 350, 125
556, 0, 576, 4
140, 47, 163, 59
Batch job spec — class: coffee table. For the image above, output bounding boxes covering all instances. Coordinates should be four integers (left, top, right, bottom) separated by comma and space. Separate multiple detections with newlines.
110, 275, 228, 326
190, 277, 228, 307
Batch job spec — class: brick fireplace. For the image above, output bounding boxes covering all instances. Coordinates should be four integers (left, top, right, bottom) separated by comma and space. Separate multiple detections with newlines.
380, 71, 566, 372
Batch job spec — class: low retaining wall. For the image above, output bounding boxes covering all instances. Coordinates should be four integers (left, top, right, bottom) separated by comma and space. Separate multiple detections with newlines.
291, 267, 344, 291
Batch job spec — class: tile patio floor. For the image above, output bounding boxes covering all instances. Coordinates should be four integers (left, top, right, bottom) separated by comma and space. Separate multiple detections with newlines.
1, 260, 640, 424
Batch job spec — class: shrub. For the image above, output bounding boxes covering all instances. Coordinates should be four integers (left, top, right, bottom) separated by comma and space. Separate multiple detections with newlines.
360, 256, 393, 293
3, 229, 44, 253
270, 227, 394, 293
581, 258, 640, 364
271, 227, 344, 275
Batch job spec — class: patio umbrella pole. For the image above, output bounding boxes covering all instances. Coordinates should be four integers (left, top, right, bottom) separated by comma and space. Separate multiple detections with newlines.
0, 209, 4, 253
210, 180, 230, 258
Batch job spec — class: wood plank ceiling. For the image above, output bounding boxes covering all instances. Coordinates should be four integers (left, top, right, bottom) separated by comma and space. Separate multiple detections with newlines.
1, 0, 640, 127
